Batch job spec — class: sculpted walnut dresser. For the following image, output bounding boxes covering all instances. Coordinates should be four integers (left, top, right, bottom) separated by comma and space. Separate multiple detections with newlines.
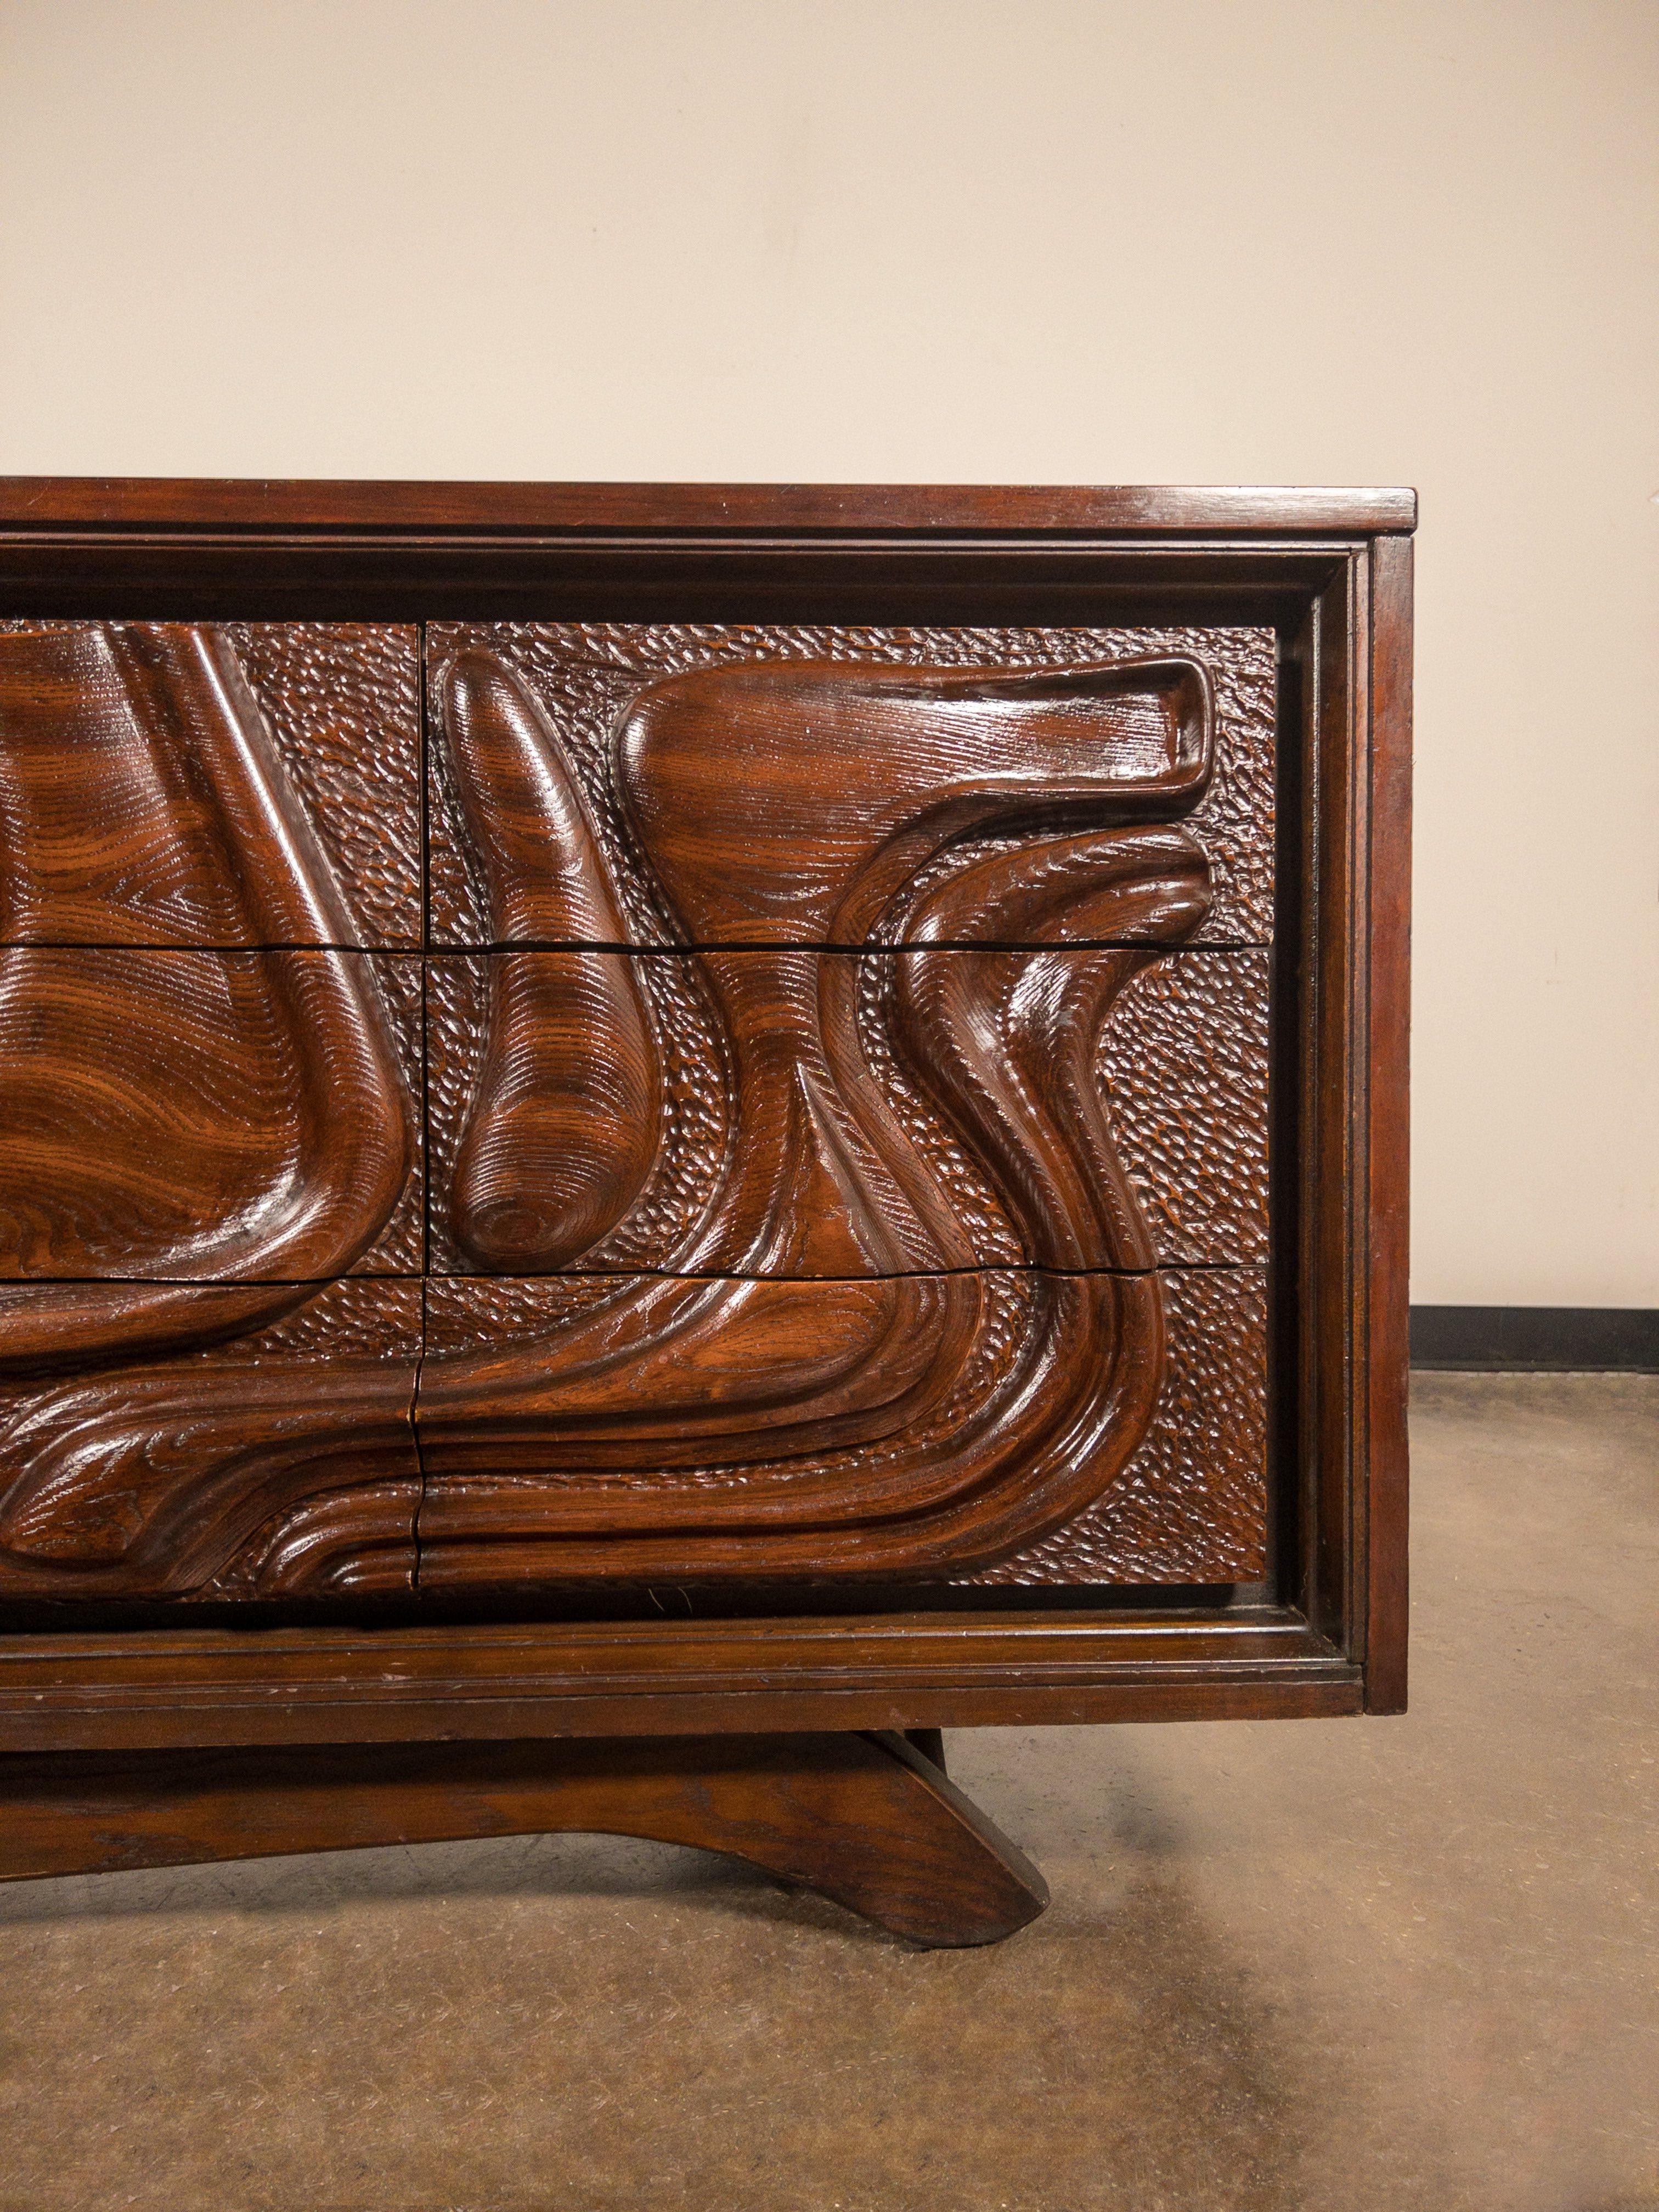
0, 481, 1412, 1945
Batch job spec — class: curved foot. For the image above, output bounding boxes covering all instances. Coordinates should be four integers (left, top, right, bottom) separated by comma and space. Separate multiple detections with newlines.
0, 1729, 1047, 1948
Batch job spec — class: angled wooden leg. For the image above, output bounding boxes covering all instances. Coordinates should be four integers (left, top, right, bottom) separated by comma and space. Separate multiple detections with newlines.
0, 1731, 1046, 1947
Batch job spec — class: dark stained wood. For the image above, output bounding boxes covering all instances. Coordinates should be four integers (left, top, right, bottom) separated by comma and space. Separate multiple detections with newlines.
0, 481, 1410, 1767
0, 1613, 1360, 1754
416, 1270, 1167, 1580
0, 621, 418, 947
615, 653, 1214, 946
0, 1730, 1046, 1948
0, 478, 1417, 537
414, 1265, 1266, 1588
425, 948, 1269, 1275
0, 952, 414, 1288
1297, 563, 1359, 1658
0, 1279, 421, 1600
425, 622, 1277, 951
1363, 535, 1413, 1714
961, 1263, 1267, 1588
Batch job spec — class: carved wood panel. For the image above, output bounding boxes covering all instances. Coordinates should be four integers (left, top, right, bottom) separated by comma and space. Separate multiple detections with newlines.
0, 950, 424, 1289
0, 617, 1276, 1602
426, 949, 1268, 1274
414, 1263, 1267, 1590
0, 1279, 421, 1600
0, 622, 419, 946
425, 623, 1276, 947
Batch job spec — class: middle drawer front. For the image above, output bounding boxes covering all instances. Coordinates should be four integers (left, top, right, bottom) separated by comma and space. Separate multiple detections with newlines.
0, 949, 425, 1281
426, 946, 1268, 1277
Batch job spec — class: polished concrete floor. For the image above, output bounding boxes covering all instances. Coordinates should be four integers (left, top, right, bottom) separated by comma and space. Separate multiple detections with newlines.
1, 1373, 1654, 2211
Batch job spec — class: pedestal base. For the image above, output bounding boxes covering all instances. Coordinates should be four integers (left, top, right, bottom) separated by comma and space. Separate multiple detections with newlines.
0, 1731, 1048, 1948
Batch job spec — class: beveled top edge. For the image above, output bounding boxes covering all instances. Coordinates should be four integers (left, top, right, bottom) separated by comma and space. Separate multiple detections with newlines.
0, 478, 1418, 537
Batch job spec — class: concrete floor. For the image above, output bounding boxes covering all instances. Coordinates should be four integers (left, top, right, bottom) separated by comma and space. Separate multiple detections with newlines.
0, 1373, 1654, 2212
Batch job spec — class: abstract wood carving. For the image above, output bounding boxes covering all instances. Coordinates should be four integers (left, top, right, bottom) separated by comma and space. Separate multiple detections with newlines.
0, 618, 1273, 1602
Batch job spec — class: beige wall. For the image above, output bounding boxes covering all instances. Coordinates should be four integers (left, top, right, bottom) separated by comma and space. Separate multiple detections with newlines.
2, 0, 1655, 1304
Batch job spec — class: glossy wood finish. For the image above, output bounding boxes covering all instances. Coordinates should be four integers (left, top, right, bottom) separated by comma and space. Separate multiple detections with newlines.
616, 653, 1212, 946
426, 622, 1277, 950
0, 1729, 1047, 1947
426, 948, 1270, 1274
0, 478, 1418, 536
0, 620, 418, 946
0, 480, 1411, 1746
416, 1265, 1267, 1589
0, 1279, 421, 1600
0, 608, 1274, 1598
0, 952, 415, 1285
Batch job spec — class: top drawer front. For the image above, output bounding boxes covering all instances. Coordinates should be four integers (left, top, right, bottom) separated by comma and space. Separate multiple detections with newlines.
0, 623, 420, 947
427, 624, 1276, 949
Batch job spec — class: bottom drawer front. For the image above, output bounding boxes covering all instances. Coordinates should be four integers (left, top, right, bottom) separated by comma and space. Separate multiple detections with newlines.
0, 1279, 421, 1601
958, 1264, 1267, 1585
0, 1267, 1266, 1604
415, 1266, 1266, 1590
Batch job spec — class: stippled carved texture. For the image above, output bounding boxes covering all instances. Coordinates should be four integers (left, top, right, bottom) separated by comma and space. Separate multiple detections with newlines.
213, 1276, 422, 1362
1096, 951, 1270, 1265
426, 624, 1275, 947
425, 955, 731, 1275
422, 1272, 651, 1358
0, 617, 1275, 1602
0, 1277, 421, 1429
963, 1266, 1268, 1584
224, 624, 421, 946
854, 955, 1016, 1264
412, 1266, 1266, 1587
428, 949, 1266, 1272
420, 1269, 1039, 1504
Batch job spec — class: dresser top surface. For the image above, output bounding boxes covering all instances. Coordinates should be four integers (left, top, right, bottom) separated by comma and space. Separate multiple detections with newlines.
0, 479, 1419, 538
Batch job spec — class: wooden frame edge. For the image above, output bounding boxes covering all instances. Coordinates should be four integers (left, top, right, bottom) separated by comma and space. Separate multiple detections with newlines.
0, 1613, 1362, 1751
1362, 535, 1413, 1711
0, 478, 1418, 538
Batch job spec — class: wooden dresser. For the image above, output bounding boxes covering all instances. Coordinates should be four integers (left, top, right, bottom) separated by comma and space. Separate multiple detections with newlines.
0, 482, 1412, 1944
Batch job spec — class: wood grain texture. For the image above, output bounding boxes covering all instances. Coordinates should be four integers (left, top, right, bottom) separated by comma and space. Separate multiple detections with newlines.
0, 950, 416, 1372
0, 610, 1271, 1595
0, 1279, 420, 1599
0, 1611, 1362, 1755
0, 476, 1416, 535
426, 951, 726, 1277
0, 622, 417, 946
414, 1263, 1265, 1588
0, 1731, 1048, 1947
222, 624, 420, 946
428, 949, 1267, 1274
412, 617, 1270, 1588
435, 648, 662, 1269
415, 1269, 1164, 1582
426, 624, 1275, 949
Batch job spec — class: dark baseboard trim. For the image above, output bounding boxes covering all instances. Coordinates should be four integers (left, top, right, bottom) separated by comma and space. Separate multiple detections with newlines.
1410, 1306, 1659, 1373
